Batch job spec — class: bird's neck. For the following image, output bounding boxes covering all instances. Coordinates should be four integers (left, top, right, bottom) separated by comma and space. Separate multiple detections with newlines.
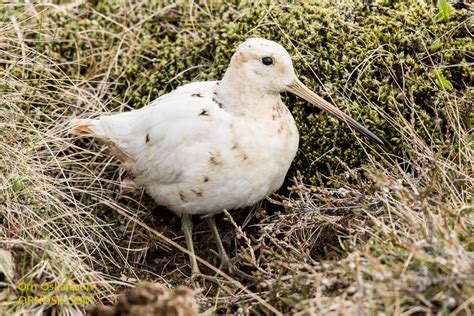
216, 69, 281, 116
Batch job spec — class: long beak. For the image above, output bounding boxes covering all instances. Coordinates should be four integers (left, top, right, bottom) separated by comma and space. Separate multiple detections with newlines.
287, 77, 384, 146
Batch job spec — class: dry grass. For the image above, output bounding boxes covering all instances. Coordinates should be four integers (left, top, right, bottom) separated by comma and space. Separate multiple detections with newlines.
0, 1, 473, 315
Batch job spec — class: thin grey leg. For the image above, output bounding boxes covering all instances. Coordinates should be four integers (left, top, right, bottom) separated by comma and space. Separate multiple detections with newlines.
206, 215, 257, 281
206, 215, 231, 269
181, 214, 200, 276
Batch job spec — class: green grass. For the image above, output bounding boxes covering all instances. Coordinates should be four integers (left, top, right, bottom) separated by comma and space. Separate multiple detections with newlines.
0, 1, 473, 315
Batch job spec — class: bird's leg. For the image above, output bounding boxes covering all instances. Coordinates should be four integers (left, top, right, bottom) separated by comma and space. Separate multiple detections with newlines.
206, 215, 258, 282
182, 214, 232, 286
206, 215, 231, 269
181, 214, 200, 276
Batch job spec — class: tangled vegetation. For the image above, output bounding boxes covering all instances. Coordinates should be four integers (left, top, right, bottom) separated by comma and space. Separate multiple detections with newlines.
14, 0, 472, 182
0, 0, 472, 315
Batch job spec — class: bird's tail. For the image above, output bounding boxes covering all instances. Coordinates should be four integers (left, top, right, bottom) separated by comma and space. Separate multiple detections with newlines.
70, 118, 107, 140
70, 118, 135, 167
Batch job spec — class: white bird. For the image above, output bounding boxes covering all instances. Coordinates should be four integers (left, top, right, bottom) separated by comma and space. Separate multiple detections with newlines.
71, 38, 383, 279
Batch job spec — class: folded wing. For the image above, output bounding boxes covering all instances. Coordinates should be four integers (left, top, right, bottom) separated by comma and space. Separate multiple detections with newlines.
71, 81, 231, 185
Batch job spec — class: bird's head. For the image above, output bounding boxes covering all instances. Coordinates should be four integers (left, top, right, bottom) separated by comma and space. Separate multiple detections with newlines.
230, 38, 295, 93
228, 37, 384, 146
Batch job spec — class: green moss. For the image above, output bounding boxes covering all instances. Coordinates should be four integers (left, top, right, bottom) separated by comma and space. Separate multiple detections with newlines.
9, 174, 31, 193
12, 0, 474, 184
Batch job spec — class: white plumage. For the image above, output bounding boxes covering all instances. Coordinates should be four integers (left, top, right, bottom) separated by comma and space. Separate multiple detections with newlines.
71, 38, 381, 278
72, 78, 299, 216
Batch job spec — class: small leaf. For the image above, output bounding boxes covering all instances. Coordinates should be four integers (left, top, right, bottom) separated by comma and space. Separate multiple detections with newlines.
434, 69, 453, 91
434, 0, 452, 22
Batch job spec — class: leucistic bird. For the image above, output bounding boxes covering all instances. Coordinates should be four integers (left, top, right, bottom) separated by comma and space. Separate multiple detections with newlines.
71, 38, 383, 279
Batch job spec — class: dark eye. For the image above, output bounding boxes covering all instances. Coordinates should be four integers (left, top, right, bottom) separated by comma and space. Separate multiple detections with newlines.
262, 57, 274, 66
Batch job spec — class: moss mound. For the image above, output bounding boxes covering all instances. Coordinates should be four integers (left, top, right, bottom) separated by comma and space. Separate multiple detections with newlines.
7, 1, 473, 183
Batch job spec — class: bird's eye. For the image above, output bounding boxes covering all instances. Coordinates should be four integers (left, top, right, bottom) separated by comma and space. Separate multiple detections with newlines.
262, 57, 274, 66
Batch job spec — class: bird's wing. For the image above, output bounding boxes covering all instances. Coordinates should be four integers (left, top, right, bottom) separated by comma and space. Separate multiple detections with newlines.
89, 81, 232, 184
149, 81, 218, 105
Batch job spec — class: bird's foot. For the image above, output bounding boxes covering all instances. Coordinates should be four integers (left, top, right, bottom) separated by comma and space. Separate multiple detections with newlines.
223, 263, 259, 282
188, 272, 233, 287
206, 216, 260, 283
217, 255, 259, 282
188, 259, 257, 285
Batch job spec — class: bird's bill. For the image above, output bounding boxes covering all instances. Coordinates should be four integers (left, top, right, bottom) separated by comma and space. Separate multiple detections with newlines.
287, 77, 384, 146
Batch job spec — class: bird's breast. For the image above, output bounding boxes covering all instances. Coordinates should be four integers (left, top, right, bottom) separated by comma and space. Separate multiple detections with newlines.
232, 107, 299, 169
218, 104, 299, 195
143, 98, 299, 216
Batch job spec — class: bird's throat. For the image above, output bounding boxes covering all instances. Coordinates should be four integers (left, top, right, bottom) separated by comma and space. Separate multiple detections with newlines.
216, 73, 281, 117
